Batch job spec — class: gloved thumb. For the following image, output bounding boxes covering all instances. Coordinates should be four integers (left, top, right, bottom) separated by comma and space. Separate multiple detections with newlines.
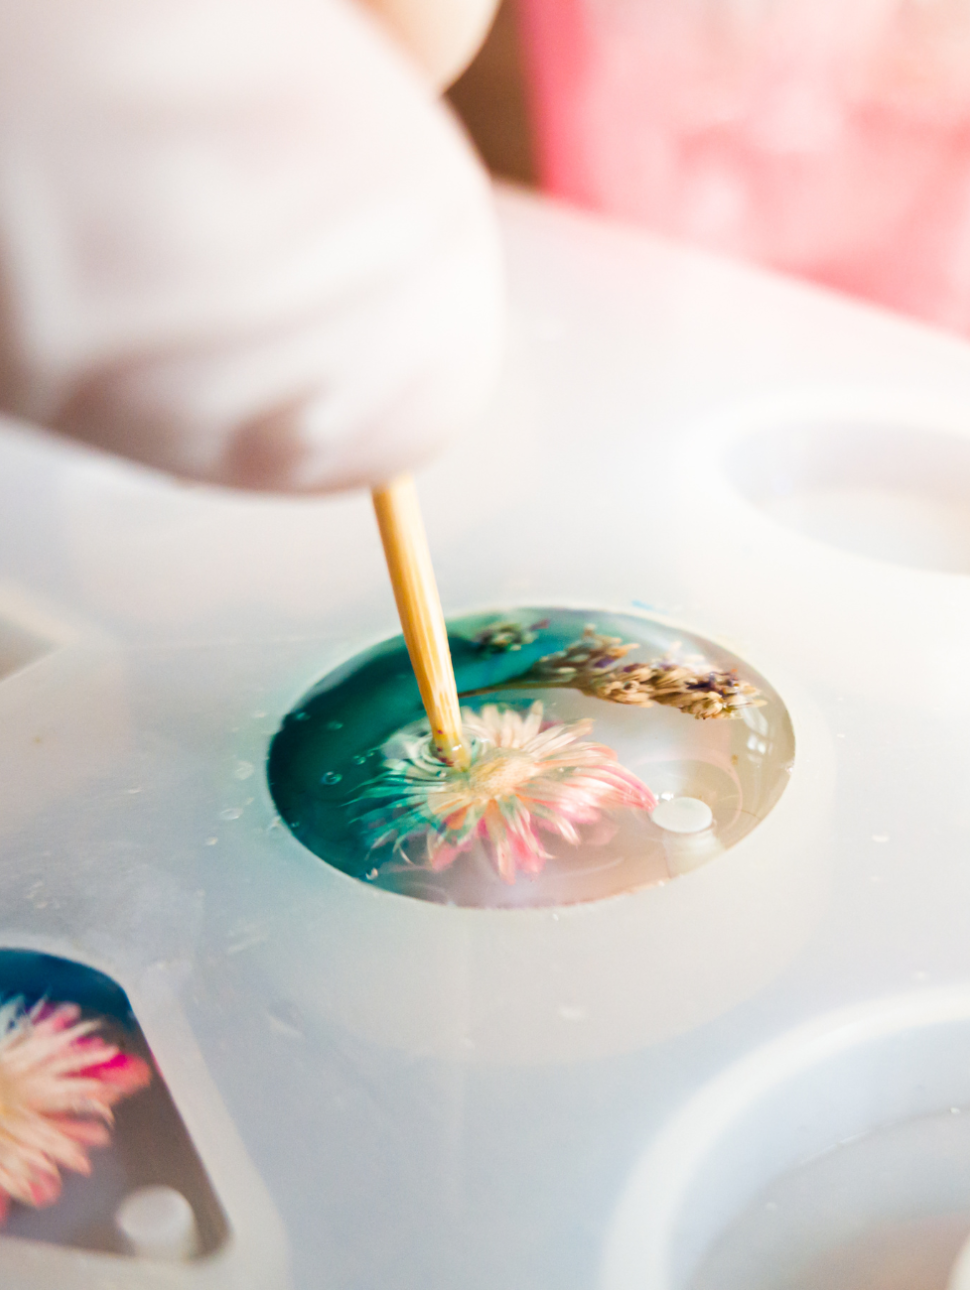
0, 0, 504, 491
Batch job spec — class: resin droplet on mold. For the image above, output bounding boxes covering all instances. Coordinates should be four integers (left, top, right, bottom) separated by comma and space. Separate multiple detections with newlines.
0, 998, 151, 1219
357, 702, 656, 884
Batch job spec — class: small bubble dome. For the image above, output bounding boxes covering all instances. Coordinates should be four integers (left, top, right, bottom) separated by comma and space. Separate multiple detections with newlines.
267, 609, 794, 909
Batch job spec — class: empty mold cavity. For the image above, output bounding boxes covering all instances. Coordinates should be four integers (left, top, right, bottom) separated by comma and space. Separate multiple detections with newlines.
604, 989, 970, 1290
726, 424, 970, 573
268, 607, 794, 908
692, 1115, 970, 1290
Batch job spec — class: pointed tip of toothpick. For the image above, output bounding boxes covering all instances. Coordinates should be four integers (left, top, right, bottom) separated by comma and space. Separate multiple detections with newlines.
434, 732, 472, 772
372, 474, 472, 770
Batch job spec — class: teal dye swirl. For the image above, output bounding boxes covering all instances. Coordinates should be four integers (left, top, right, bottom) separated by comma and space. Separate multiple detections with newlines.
267, 608, 795, 908
268, 609, 596, 880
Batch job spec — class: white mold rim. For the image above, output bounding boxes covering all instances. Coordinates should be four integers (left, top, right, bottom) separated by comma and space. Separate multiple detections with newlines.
601, 983, 970, 1290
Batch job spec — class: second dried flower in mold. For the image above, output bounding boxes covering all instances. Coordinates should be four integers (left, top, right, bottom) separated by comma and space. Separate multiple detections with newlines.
0, 999, 151, 1220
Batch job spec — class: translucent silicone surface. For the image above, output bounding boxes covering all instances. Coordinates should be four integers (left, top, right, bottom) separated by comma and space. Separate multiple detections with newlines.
4, 193, 970, 1290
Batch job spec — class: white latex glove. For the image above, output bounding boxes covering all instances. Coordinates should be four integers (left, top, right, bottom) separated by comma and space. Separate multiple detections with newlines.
361, 0, 500, 86
0, 0, 503, 491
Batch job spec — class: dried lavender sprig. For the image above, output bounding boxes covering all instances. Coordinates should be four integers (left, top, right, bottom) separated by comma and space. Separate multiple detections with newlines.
474, 618, 549, 654
461, 625, 764, 720
528, 627, 638, 685
588, 660, 763, 719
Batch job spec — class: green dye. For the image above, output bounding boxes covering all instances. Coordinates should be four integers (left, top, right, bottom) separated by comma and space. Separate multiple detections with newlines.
267, 608, 794, 908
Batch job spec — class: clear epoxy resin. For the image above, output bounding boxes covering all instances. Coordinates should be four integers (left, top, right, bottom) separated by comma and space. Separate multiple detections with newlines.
268, 609, 794, 908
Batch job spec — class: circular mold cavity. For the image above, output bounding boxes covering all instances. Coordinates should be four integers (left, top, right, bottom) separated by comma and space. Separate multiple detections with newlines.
725, 423, 970, 573
268, 608, 794, 908
603, 988, 970, 1290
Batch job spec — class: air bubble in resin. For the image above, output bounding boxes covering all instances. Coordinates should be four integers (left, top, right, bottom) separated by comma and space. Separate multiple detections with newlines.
268, 609, 794, 909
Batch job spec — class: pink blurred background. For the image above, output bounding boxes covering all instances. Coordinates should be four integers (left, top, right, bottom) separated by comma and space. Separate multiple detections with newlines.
453, 0, 970, 335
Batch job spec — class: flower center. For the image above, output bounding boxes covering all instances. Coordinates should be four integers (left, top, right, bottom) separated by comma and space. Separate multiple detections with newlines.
466, 749, 538, 799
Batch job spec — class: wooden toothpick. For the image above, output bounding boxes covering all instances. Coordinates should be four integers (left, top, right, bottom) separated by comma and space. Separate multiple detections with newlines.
372, 475, 471, 770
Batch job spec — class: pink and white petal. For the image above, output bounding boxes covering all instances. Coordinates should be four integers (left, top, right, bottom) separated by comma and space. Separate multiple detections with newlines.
524, 721, 594, 758
483, 801, 547, 880
27, 1002, 82, 1030
519, 703, 544, 743
505, 800, 548, 857
15, 1120, 98, 1175
3, 1022, 102, 1075
539, 814, 582, 845
427, 839, 463, 871
0, 1146, 62, 1206
43, 1116, 112, 1148
493, 840, 516, 883
498, 707, 522, 749
77, 1051, 152, 1096
29, 1038, 123, 1081
510, 831, 545, 875
481, 803, 516, 882
25, 1169, 65, 1209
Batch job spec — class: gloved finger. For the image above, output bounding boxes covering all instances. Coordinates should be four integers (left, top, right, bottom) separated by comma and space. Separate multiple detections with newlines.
360, 0, 501, 86
0, 0, 504, 492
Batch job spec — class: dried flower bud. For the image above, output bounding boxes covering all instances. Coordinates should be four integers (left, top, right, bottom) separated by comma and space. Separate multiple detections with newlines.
462, 625, 765, 721
589, 661, 763, 719
474, 619, 548, 654
532, 627, 637, 684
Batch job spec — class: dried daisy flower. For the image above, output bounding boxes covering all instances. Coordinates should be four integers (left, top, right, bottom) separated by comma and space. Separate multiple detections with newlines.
0, 998, 151, 1219
358, 702, 656, 883
465, 625, 764, 720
